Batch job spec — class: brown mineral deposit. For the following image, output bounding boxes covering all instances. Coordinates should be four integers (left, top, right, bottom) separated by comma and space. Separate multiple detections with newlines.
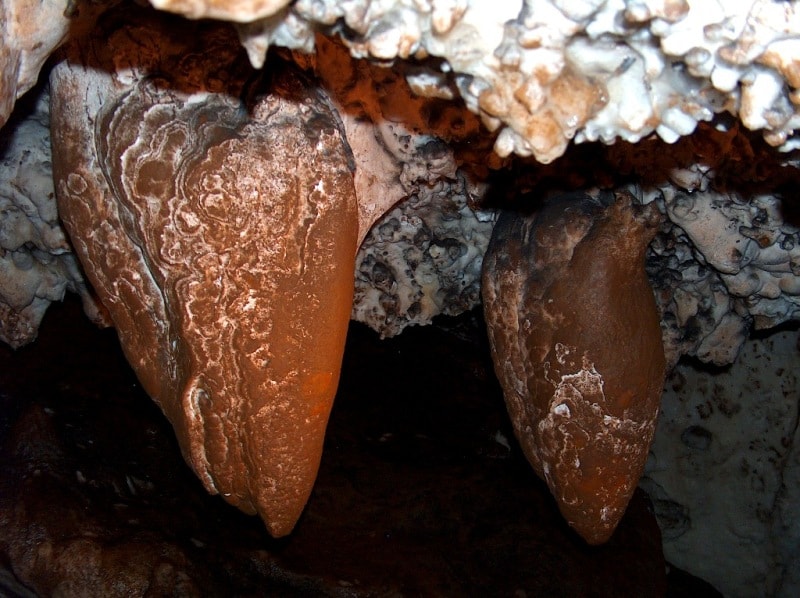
482, 190, 666, 544
49, 8, 357, 536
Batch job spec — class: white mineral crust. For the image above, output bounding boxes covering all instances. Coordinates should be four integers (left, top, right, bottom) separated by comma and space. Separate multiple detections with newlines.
352, 176, 494, 336
221, 0, 800, 162
150, 0, 293, 22
3, 1, 800, 162
0, 1, 798, 593
664, 188, 800, 330
0, 87, 106, 347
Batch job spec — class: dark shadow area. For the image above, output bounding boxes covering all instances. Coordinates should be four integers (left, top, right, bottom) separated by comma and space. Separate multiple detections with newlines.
0, 296, 721, 596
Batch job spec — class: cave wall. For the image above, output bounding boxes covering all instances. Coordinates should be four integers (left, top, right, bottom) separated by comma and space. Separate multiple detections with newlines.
644, 327, 800, 596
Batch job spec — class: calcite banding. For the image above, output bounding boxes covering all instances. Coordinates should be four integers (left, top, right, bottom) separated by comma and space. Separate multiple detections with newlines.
49, 10, 357, 536
482, 191, 666, 544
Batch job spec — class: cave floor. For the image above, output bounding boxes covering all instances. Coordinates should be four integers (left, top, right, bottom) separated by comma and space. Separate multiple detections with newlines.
0, 297, 717, 596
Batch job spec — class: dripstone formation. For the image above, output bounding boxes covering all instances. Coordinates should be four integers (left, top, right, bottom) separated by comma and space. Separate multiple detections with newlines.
482, 192, 667, 544
50, 10, 358, 537
44, 4, 670, 545
4, 0, 800, 592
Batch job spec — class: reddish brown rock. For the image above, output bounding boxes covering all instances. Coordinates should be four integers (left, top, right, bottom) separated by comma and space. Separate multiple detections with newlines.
49, 8, 358, 536
482, 191, 666, 544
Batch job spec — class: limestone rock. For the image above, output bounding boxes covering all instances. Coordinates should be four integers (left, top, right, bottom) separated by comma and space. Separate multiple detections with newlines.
234, 0, 800, 161
150, 0, 291, 22
352, 179, 494, 337
0, 296, 674, 597
482, 191, 667, 544
306, 35, 495, 335
0, 0, 106, 129
646, 214, 752, 369
607, 123, 800, 369
642, 327, 800, 596
664, 189, 800, 331
49, 7, 358, 536
5, 1, 800, 164
0, 84, 106, 348
307, 34, 488, 246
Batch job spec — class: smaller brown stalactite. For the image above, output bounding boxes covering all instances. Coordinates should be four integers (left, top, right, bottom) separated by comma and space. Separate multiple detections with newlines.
482, 190, 667, 544
49, 8, 358, 537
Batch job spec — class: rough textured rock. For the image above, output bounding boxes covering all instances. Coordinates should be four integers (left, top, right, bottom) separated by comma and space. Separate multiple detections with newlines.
4, 77, 795, 367
0, 84, 106, 348
294, 34, 495, 334
352, 177, 494, 337
355, 117, 800, 344
604, 122, 800, 368
635, 148, 800, 368
664, 189, 800, 326
482, 191, 667, 544
230, 0, 800, 161
305, 34, 489, 246
150, 0, 291, 22
49, 8, 358, 536
0, 0, 106, 129
3, 5, 800, 359
647, 213, 753, 370
0, 0, 62, 128
0, 0, 798, 584
6, 1, 800, 164
642, 327, 800, 597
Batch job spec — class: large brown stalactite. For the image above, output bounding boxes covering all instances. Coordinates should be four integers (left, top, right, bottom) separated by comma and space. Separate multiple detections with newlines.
482, 191, 667, 544
49, 10, 358, 537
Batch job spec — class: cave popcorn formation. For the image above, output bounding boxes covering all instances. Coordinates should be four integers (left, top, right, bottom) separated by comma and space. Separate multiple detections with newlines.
6, 0, 800, 156
151, 0, 800, 161
0, 88, 108, 348
2, 0, 800, 593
